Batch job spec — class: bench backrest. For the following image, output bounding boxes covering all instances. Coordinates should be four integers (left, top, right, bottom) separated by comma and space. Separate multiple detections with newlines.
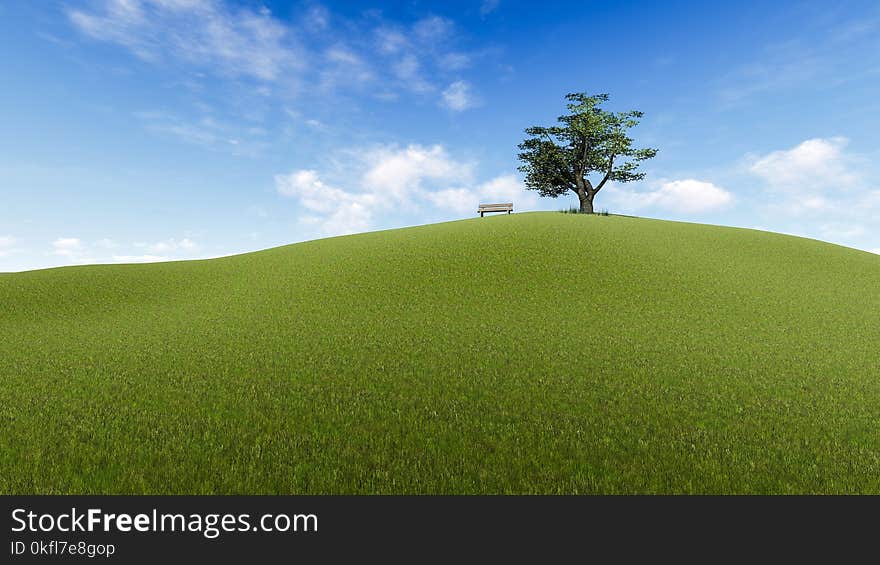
478, 203, 513, 211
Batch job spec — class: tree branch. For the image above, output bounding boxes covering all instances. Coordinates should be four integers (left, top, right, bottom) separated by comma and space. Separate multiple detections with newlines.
578, 137, 590, 178
593, 154, 615, 194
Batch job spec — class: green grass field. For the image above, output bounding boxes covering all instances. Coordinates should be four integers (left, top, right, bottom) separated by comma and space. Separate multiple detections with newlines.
2, 212, 879, 494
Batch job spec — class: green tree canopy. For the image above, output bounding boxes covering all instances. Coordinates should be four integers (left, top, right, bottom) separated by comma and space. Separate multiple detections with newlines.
517, 92, 657, 214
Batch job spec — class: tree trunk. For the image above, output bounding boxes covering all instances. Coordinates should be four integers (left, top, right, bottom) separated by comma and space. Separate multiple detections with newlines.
577, 190, 594, 214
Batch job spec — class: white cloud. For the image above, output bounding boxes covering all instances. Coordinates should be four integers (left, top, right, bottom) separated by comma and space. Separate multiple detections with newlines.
58, 235, 200, 265
361, 144, 473, 201
114, 235, 201, 263
276, 169, 377, 236
612, 179, 733, 214
424, 175, 537, 215
277, 144, 527, 236
67, 0, 302, 81
95, 238, 119, 249
302, 203, 373, 237
819, 223, 865, 239
112, 254, 170, 263
748, 137, 859, 190
49, 237, 98, 265
738, 137, 880, 254
423, 188, 476, 215
799, 195, 833, 211
869, 248, 880, 255
0, 233, 206, 271
277, 170, 376, 212
862, 190, 880, 207
144, 237, 197, 253
477, 174, 534, 205
52, 237, 83, 257
746, 137, 871, 218
0, 236, 16, 257
441, 80, 477, 111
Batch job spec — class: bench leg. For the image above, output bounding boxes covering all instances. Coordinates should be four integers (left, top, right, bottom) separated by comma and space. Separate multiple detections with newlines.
480, 212, 484, 217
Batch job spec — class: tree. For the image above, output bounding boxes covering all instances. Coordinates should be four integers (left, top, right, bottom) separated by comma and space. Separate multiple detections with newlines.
517, 92, 657, 214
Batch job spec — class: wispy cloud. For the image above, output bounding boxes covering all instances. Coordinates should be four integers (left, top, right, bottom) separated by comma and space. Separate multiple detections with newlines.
375, 27, 409, 54
68, 0, 303, 81
392, 54, 433, 93
717, 17, 880, 104
67, 2, 484, 106
320, 44, 375, 91
718, 46, 824, 104
370, 15, 483, 102
441, 80, 478, 111
134, 110, 267, 155
438, 52, 471, 71
65, 2, 492, 142
412, 15, 454, 43
302, 4, 329, 32
480, 0, 501, 16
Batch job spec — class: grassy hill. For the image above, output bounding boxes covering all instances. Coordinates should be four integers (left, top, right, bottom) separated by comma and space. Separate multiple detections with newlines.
2, 212, 880, 494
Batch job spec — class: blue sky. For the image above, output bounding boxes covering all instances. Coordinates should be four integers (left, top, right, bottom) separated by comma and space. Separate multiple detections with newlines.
1, 0, 879, 271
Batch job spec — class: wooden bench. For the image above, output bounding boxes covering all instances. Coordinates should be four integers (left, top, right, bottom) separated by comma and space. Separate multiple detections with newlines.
478, 202, 513, 217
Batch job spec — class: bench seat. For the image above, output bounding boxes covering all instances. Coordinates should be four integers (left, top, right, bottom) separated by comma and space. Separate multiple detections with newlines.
478, 203, 513, 216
